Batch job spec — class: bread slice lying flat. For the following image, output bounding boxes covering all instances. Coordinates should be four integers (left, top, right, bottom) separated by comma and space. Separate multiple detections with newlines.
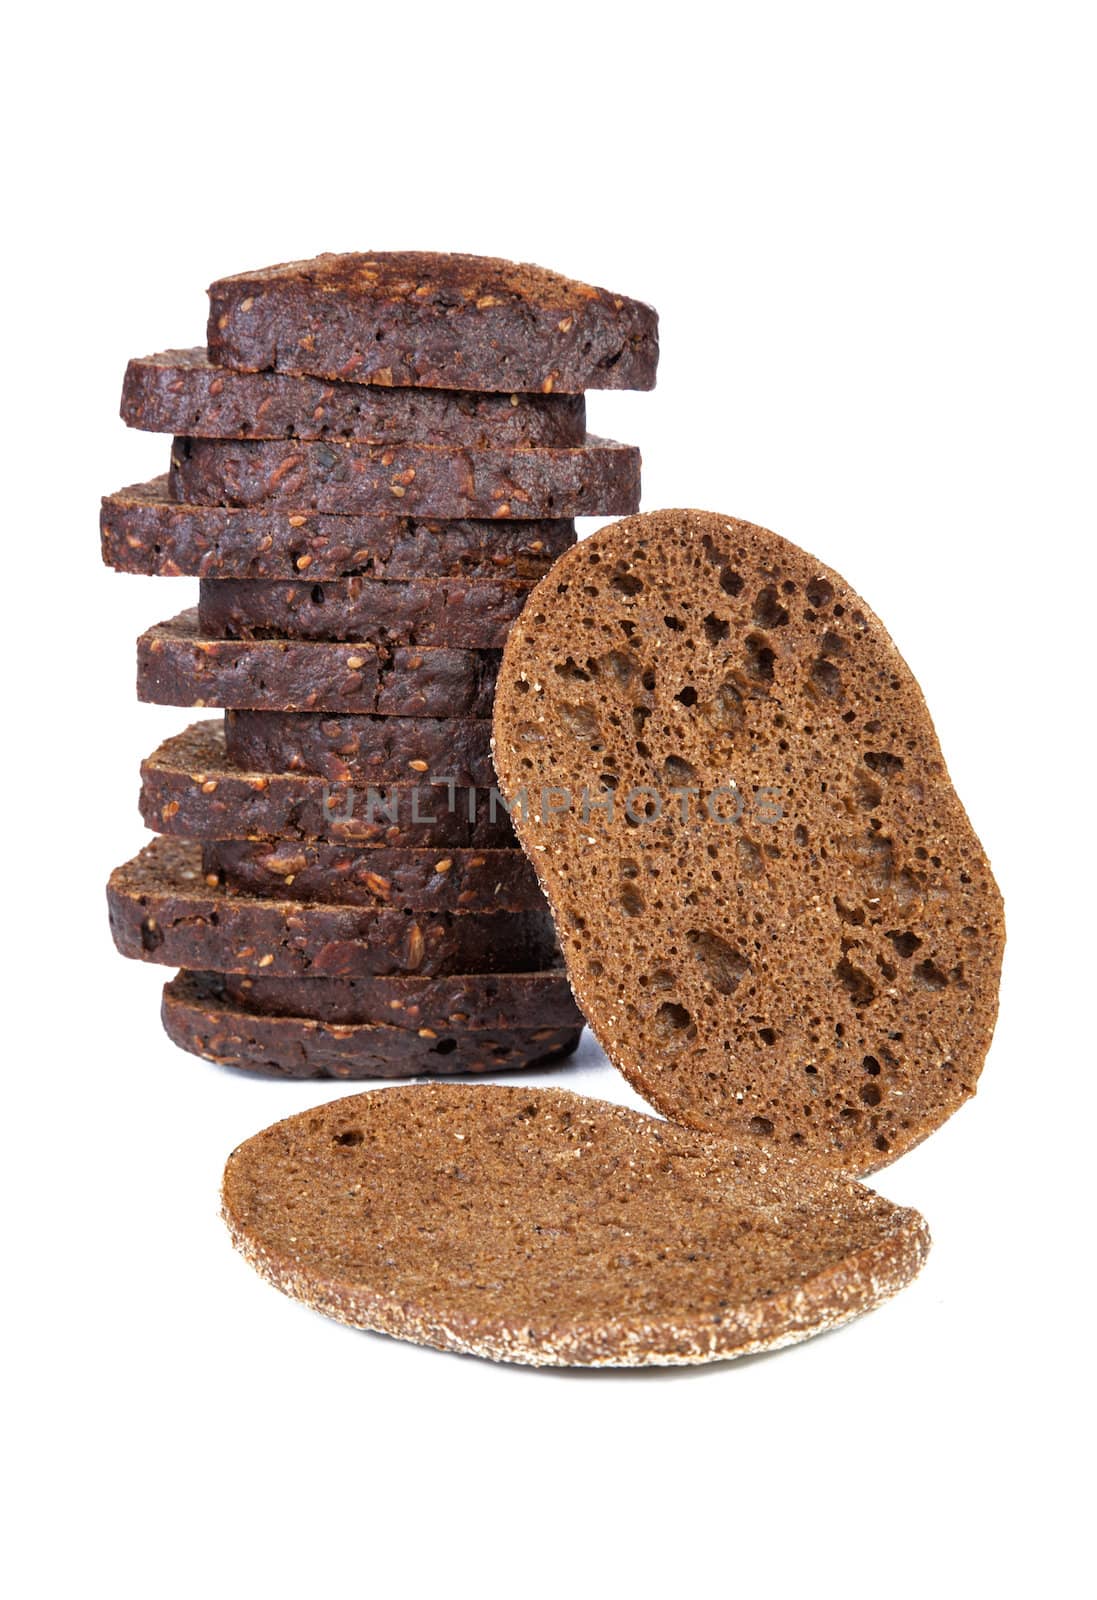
167, 976, 582, 1082
138, 610, 500, 715
101, 476, 575, 581
207, 252, 658, 393
139, 722, 517, 850
120, 349, 587, 445
168, 434, 639, 521
222, 1084, 930, 1366
492, 509, 1004, 1174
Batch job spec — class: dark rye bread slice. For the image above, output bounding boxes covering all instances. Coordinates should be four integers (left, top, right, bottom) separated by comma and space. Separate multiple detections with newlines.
221, 1084, 930, 1366
204, 842, 542, 912
121, 349, 587, 445
208, 252, 658, 393
140, 722, 516, 847
198, 575, 533, 648
218, 969, 582, 1030
492, 508, 1005, 1176
101, 477, 575, 580
108, 838, 557, 979
223, 710, 497, 786
168, 435, 640, 520
224, 711, 494, 787
164, 972, 582, 1080
139, 610, 500, 715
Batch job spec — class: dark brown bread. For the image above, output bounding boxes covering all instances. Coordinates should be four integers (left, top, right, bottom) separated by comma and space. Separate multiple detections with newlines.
204, 842, 541, 911
168, 435, 640, 520
219, 709, 499, 786
101, 478, 575, 580
218, 969, 581, 1030
164, 972, 582, 1080
121, 349, 587, 444
138, 610, 500, 715
221, 1084, 930, 1365
492, 508, 1005, 1175
199, 575, 534, 648
224, 711, 494, 786
208, 253, 658, 393
108, 838, 558, 978
140, 722, 516, 847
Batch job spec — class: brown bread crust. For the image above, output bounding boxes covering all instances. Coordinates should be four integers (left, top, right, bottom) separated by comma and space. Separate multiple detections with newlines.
199, 575, 534, 648
217, 969, 581, 1030
140, 722, 516, 847
224, 710, 494, 786
107, 838, 558, 978
207, 253, 658, 393
121, 349, 587, 445
101, 478, 575, 580
492, 508, 1005, 1175
164, 973, 582, 1080
221, 1084, 930, 1366
168, 434, 640, 520
204, 842, 541, 911
138, 610, 500, 714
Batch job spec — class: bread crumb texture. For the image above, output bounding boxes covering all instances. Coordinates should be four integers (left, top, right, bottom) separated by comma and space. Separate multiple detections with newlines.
492, 509, 1004, 1174
222, 1084, 930, 1365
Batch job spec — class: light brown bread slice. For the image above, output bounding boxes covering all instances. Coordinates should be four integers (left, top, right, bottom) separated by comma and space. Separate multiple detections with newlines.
492, 509, 1004, 1174
221, 1084, 930, 1366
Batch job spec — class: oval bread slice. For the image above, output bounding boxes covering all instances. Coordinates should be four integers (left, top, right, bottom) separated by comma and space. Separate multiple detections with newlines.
492, 509, 1004, 1173
222, 1084, 930, 1366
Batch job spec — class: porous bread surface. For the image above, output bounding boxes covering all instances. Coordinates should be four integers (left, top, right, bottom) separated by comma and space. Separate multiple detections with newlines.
198, 574, 535, 649
208, 253, 658, 393
107, 838, 558, 979
168, 434, 640, 520
223, 710, 496, 787
204, 840, 542, 912
492, 509, 1004, 1174
140, 722, 517, 848
221, 1084, 930, 1366
138, 610, 500, 715
121, 350, 586, 445
164, 973, 581, 1081
101, 477, 575, 580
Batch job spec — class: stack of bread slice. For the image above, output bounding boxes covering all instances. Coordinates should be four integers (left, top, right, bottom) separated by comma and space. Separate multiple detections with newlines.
104, 253, 658, 1078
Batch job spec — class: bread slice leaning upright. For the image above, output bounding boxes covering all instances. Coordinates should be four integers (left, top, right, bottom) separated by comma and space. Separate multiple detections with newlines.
492, 508, 1004, 1175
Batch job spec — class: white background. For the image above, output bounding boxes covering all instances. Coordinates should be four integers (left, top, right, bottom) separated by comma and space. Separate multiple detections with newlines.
4, 4, 1093, 1596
